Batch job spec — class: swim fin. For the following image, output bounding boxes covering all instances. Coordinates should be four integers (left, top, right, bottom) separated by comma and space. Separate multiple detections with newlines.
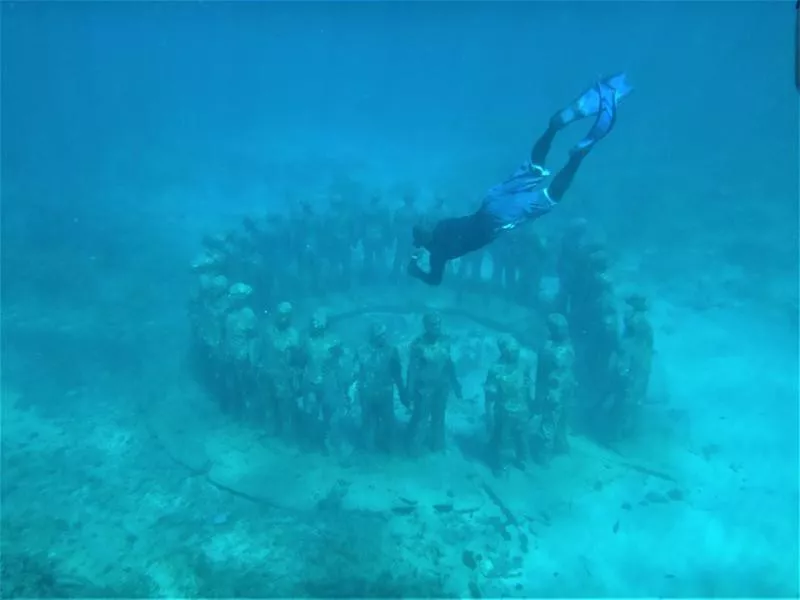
551, 72, 632, 129
570, 83, 617, 156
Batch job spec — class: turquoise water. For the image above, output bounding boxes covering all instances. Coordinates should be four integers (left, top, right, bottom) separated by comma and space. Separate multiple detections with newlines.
1, 2, 797, 597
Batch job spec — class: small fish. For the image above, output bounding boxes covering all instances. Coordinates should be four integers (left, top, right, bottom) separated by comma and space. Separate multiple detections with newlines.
612, 519, 620, 534
212, 512, 230, 526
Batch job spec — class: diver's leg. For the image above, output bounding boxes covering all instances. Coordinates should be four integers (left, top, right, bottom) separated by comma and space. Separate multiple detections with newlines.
547, 87, 618, 203
547, 153, 585, 203
571, 83, 618, 156
531, 73, 629, 165
530, 123, 559, 165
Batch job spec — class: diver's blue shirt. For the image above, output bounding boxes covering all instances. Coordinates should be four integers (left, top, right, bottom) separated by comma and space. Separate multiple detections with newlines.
480, 160, 554, 232
410, 160, 556, 286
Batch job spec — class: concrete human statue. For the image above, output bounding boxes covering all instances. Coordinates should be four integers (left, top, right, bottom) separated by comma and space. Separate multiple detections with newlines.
484, 336, 534, 473
258, 301, 302, 436
360, 193, 392, 281
392, 190, 422, 280
299, 309, 346, 453
605, 293, 654, 440
534, 313, 576, 465
222, 283, 258, 417
406, 312, 462, 455
352, 322, 405, 453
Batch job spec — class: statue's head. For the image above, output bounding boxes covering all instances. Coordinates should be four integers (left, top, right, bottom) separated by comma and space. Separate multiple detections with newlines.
275, 301, 293, 328
310, 309, 329, 335
369, 322, 388, 346
423, 312, 442, 338
497, 336, 520, 363
546, 313, 569, 342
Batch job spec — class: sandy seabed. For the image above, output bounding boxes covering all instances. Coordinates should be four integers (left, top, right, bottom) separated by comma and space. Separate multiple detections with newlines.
1, 251, 797, 598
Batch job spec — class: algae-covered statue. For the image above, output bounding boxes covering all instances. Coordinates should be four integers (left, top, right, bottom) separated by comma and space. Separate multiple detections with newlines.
353, 322, 405, 453
222, 282, 258, 417
299, 309, 346, 452
606, 294, 654, 440
534, 313, 576, 465
484, 336, 533, 473
258, 301, 302, 436
406, 312, 462, 455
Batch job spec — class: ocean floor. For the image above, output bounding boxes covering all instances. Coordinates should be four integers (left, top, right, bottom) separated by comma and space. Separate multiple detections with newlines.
1, 250, 797, 598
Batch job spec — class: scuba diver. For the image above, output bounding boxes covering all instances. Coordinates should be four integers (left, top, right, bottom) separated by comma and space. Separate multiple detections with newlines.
407, 74, 632, 287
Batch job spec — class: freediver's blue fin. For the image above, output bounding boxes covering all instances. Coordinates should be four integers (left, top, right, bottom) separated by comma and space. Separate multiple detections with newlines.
570, 82, 618, 156
551, 72, 632, 129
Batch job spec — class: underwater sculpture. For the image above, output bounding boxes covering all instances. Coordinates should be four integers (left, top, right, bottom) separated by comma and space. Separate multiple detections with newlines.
186, 166, 653, 461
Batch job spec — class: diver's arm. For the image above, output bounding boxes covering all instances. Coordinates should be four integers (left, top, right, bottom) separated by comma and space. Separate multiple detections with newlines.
407, 252, 446, 286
